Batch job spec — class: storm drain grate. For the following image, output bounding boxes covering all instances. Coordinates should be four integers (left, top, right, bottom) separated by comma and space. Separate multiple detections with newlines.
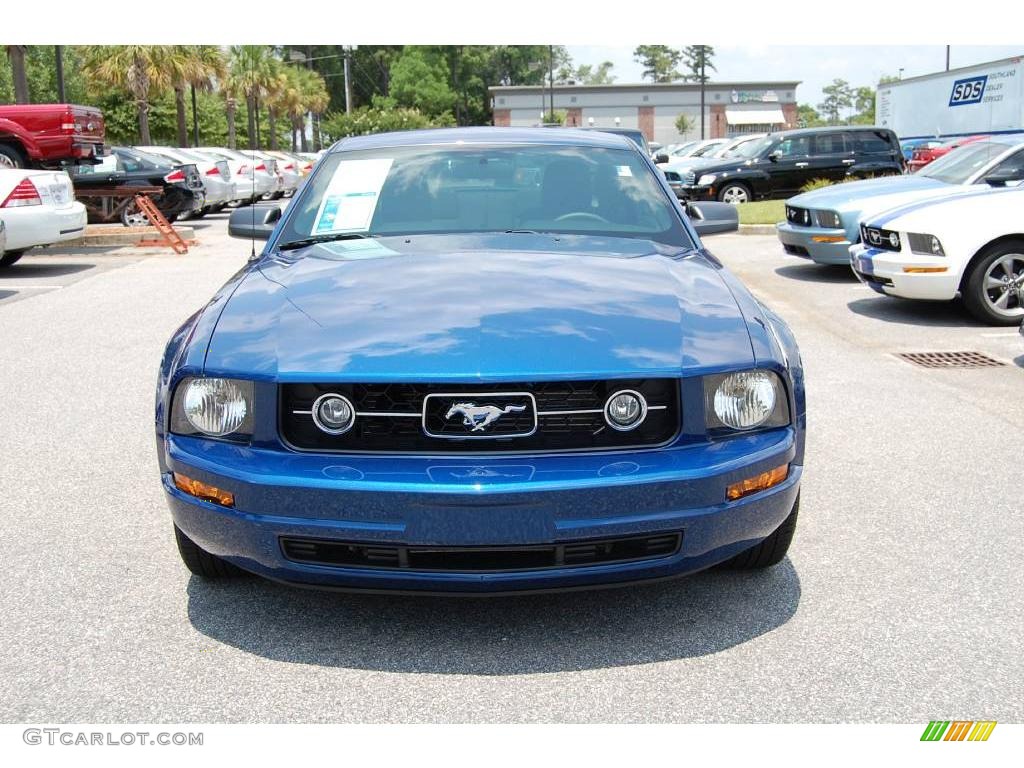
896, 351, 1006, 369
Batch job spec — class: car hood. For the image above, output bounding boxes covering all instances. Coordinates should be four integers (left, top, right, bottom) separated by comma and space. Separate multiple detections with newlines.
786, 175, 951, 210
204, 234, 755, 381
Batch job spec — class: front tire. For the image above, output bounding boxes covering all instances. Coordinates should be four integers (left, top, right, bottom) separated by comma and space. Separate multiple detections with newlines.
0, 249, 26, 268
717, 182, 751, 205
963, 240, 1024, 325
721, 493, 799, 569
173, 525, 244, 578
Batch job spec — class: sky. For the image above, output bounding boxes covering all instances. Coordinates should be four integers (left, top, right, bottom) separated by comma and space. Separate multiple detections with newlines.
566, 45, 1024, 107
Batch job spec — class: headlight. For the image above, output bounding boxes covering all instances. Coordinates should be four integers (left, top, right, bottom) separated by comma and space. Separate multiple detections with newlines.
171, 377, 254, 438
816, 210, 841, 228
705, 370, 790, 432
907, 232, 945, 256
698, 174, 717, 186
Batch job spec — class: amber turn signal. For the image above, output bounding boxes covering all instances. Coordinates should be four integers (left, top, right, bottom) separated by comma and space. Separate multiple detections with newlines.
173, 472, 234, 506
902, 266, 948, 273
726, 464, 789, 501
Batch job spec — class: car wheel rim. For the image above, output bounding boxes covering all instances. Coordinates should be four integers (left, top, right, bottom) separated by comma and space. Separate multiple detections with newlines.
983, 253, 1024, 317
123, 210, 148, 227
722, 186, 747, 204
0, 154, 15, 170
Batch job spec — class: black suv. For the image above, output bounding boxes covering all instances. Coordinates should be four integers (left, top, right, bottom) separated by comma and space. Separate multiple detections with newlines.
678, 126, 904, 203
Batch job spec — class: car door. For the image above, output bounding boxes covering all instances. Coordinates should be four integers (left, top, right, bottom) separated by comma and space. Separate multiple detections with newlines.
764, 135, 813, 196
809, 131, 852, 182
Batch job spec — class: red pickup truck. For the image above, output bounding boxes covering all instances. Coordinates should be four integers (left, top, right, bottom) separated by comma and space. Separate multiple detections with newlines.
0, 104, 105, 170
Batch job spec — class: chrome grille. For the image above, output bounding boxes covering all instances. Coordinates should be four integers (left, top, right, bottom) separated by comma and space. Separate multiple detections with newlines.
280, 380, 680, 453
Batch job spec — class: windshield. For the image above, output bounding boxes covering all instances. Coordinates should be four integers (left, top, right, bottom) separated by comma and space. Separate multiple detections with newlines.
728, 136, 773, 160
918, 140, 1015, 183
275, 144, 691, 248
692, 141, 725, 157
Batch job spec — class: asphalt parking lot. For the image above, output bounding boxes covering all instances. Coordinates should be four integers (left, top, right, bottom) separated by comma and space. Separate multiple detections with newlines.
1, 215, 1021, 723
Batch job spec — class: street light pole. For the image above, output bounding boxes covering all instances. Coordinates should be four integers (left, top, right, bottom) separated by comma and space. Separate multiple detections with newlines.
344, 47, 352, 115
945, 45, 950, 71
699, 47, 706, 140
548, 44, 554, 121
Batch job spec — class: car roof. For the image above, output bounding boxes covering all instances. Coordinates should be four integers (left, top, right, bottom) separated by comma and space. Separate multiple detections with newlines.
330, 127, 634, 153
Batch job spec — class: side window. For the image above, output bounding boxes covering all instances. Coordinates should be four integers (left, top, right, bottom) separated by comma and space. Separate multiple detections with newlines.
774, 136, 810, 158
852, 131, 894, 154
812, 132, 848, 155
986, 149, 1024, 185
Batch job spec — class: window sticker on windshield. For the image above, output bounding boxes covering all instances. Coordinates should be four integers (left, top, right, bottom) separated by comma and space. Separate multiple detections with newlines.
312, 158, 393, 233
616, 165, 633, 177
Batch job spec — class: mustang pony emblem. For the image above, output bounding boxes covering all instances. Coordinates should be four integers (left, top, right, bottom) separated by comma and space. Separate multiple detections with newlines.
445, 402, 527, 432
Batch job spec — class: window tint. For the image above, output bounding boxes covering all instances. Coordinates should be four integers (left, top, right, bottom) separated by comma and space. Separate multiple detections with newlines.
774, 136, 810, 158
812, 132, 848, 154
985, 148, 1024, 182
851, 131, 894, 153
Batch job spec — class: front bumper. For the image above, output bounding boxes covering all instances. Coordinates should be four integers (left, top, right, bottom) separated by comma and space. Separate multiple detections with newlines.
849, 244, 960, 300
679, 184, 715, 201
776, 222, 854, 265
161, 429, 801, 593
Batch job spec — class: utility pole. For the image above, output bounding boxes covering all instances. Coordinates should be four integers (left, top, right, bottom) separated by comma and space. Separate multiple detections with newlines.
55, 46, 66, 102
190, 85, 199, 146
945, 45, 950, 71
699, 47, 706, 140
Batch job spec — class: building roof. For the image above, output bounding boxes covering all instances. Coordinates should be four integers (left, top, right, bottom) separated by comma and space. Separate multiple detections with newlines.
489, 80, 801, 93
331, 126, 635, 152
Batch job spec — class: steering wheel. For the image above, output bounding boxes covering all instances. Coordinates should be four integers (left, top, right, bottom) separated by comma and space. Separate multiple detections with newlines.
554, 212, 610, 224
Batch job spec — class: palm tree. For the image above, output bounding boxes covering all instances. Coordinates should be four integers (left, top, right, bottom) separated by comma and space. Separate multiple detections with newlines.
6, 46, 30, 104
82, 46, 172, 145
277, 66, 328, 153
263, 61, 288, 151
221, 69, 241, 149
229, 45, 277, 149
166, 46, 226, 147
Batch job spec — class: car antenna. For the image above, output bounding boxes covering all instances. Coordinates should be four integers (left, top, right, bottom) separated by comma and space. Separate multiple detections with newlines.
249, 51, 257, 261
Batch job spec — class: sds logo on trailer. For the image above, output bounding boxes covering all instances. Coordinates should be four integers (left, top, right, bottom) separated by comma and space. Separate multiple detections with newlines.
949, 75, 988, 106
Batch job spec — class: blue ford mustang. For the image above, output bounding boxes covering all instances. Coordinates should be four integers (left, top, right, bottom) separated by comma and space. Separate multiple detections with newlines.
155, 127, 805, 594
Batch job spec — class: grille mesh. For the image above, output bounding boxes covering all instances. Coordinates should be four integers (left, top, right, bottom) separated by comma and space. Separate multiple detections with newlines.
280, 379, 679, 453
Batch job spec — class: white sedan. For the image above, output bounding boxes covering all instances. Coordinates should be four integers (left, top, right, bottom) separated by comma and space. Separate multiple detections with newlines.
850, 182, 1024, 325
0, 169, 86, 267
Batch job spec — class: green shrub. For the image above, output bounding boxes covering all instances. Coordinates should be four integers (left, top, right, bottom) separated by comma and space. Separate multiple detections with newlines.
800, 178, 835, 193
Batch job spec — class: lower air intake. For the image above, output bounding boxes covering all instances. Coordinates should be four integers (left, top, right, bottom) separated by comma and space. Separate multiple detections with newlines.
280, 532, 682, 572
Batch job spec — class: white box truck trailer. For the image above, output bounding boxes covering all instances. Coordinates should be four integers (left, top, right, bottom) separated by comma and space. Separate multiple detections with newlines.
876, 56, 1024, 139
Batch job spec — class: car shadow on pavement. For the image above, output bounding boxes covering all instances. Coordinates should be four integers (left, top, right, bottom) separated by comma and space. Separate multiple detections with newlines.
774, 264, 859, 283
846, 296, 988, 328
2, 263, 93, 279
185, 561, 800, 674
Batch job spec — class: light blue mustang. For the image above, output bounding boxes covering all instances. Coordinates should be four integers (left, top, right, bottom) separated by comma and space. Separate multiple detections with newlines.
155, 127, 805, 593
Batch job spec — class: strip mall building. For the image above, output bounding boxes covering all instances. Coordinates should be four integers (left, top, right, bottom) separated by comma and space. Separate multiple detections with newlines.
488, 81, 800, 145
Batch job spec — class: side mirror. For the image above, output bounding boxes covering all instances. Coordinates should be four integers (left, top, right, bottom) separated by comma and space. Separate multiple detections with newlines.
686, 201, 739, 236
229, 203, 282, 240
654, 153, 669, 164
984, 167, 1023, 187
767, 150, 782, 163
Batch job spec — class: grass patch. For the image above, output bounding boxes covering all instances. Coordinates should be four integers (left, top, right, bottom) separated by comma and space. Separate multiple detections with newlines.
737, 200, 785, 226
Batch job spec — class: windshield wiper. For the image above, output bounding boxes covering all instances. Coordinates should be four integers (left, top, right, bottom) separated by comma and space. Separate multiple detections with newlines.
277, 233, 370, 251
